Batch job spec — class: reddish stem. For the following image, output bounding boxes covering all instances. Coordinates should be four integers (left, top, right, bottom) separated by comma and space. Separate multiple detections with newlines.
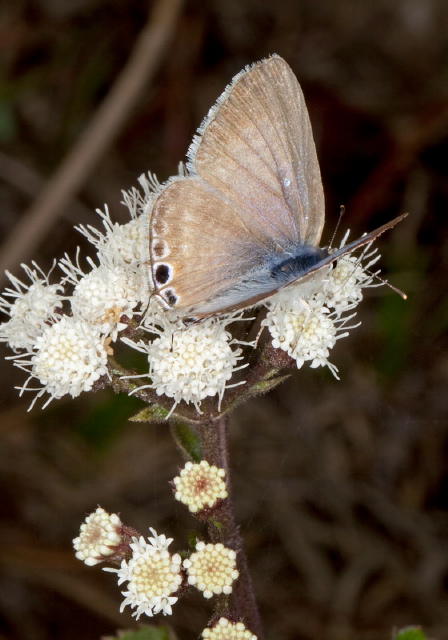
198, 417, 264, 639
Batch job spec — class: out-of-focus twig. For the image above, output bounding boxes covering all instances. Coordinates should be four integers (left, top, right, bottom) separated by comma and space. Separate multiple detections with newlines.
0, 545, 127, 625
0, 150, 92, 224
0, 0, 184, 280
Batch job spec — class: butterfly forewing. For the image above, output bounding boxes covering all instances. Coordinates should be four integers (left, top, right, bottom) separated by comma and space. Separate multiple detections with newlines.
188, 55, 325, 247
149, 176, 286, 313
149, 55, 326, 316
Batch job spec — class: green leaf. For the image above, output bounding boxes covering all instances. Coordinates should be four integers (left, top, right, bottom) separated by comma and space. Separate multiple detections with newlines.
393, 627, 428, 640
246, 374, 291, 396
102, 625, 178, 640
130, 405, 171, 423
170, 421, 202, 462
223, 374, 291, 416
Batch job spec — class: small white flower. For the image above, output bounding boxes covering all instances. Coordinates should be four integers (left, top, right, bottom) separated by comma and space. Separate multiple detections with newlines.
75, 205, 149, 303
0, 263, 64, 350
59, 248, 143, 341
183, 541, 239, 599
265, 296, 341, 376
146, 527, 174, 551
78, 205, 146, 267
104, 528, 182, 619
319, 246, 380, 312
124, 315, 246, 415
72, 264, 140, 339
173, 461, 228, 513
73, 507, 122, 566
15, 316, 109, 409
202, 618, 257, 640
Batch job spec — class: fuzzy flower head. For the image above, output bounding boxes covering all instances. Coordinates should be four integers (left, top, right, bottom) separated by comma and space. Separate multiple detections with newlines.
76, 205, 148, 300
183, 542, 239, 599
317, 245, 380, 312
202, 618, 257, 640
0, 263, 64, 351
104, 528, 183, 619
83, 207, 147, 266
173, 461, 228, 514
124, 315, 246, 415
60, 217, 147, 342
16, 316, 109, 409
73, 507, 123, 566
66, 261, 141, 340
265, 297, 340, 375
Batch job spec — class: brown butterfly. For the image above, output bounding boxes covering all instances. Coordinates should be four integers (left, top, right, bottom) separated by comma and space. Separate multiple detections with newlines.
147, 55, 406, 320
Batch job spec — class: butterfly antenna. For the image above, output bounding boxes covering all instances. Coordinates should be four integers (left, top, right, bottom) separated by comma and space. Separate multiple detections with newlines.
326, 241, 408, 300
365, 268, 408, 299
328, 205, 345, 250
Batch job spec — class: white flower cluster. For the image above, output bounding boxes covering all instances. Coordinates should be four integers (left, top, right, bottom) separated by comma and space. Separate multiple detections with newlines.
202, 618, 257, 640
0, 262, 64, 351
0, 198, 150, 409
264, 243, 380, 377
173, 460, 228, 513
72, 508, 242, 621
73, 506, 122, 566
104, 528, 183, 619
183, 541, 239, 599
123, 314, 246, 416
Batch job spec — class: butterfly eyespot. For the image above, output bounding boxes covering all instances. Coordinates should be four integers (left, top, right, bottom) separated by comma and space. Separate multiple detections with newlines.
155, 263, 171, 285
162, 289, 178, 306
152, 239, 169, 259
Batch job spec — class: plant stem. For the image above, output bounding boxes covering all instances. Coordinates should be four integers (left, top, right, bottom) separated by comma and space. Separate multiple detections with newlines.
198, 417, 264, 639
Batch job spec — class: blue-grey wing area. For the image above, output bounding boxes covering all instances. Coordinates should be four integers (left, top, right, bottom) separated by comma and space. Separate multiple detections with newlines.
188, 55, 325, 249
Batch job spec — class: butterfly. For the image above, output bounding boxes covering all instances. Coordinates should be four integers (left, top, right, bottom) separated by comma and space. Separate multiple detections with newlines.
147, 54, 406, 321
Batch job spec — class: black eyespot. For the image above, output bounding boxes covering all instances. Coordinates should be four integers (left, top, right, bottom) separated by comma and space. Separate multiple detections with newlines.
155, 264, 171, 285
163, 289, 178, 306
183, 316, 197, 326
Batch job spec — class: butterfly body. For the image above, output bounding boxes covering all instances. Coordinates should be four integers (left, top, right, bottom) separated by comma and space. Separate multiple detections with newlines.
147, 55, 406, 321
270, 246, 329, 283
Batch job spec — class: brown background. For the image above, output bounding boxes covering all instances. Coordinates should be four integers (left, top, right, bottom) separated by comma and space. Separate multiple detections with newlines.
0, 1, 447, 639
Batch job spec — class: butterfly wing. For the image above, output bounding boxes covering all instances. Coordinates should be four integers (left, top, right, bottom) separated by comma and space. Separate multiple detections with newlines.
149, 55, 325, 316
149, 175, 288, 313
188, 55, 325, 247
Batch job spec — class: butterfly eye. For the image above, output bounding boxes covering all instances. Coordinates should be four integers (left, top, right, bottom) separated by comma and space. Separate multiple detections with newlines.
155, 264, 172, 285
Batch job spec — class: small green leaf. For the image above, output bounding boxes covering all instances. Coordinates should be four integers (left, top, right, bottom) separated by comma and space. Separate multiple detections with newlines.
247, 374, 291, 396
187, 530, 200, 550
225, 374, 291, 413
170, 421, 202, 462
130, 405, 171, 423
394, 627, 428, 640
102, 625, 178, 640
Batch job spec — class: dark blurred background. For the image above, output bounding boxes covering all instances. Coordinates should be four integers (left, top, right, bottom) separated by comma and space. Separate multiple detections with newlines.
0, 1, 447, 639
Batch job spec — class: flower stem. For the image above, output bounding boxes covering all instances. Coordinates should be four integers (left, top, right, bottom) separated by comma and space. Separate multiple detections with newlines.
198, 417, 264, 639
